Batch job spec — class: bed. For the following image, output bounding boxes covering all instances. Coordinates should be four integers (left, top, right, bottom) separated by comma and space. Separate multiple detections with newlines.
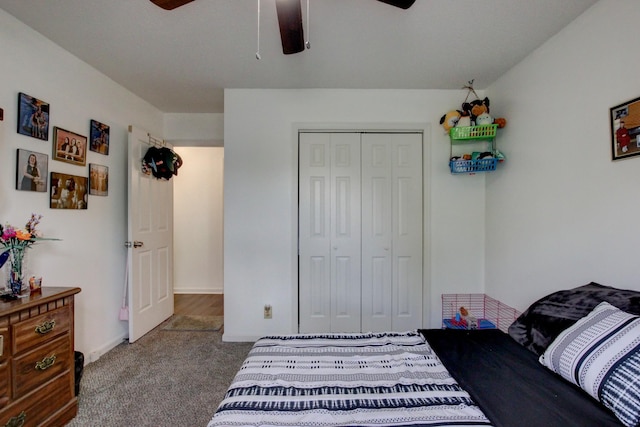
208, 283, 640, 427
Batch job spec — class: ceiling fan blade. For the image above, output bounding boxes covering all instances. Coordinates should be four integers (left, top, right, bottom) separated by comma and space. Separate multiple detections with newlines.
149, 0, 195, 11
376, 0, 416, 9
275, 0, 305, 55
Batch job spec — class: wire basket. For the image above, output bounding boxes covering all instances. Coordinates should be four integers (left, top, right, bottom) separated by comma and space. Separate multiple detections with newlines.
449, 158, 497, 174
442, 293, 521, 332
449, 124, 498, 140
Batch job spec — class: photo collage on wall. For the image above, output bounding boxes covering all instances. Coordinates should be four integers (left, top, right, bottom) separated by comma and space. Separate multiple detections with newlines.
14, 92, 110, 210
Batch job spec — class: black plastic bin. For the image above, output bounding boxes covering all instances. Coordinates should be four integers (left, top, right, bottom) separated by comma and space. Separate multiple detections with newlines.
74, 351, 84, 396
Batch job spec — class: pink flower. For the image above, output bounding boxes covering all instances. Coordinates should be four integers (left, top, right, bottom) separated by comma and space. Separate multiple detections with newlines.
1, 226, 16, 241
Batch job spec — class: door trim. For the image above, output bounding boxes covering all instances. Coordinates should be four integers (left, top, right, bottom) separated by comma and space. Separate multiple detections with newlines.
292, 122, 432, 333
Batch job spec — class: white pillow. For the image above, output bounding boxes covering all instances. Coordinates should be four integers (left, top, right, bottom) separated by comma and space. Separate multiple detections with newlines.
539, 301, 640, 427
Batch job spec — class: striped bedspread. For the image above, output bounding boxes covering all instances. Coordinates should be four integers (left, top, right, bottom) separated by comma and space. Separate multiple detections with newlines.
208, 331, 492, 426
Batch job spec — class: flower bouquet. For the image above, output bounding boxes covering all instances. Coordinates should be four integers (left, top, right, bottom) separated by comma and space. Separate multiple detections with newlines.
0, 214, 58, 299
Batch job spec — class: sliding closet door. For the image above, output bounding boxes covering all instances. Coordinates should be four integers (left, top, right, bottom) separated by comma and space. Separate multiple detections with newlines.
299, 133, 361, 333
361, 133, 423, 332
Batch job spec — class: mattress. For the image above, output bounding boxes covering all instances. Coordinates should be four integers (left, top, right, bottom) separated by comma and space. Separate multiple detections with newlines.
208, 331, 492, 426
420, 328, 623, 427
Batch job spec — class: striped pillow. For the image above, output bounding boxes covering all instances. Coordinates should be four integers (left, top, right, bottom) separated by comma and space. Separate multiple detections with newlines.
539, 301, 640, 427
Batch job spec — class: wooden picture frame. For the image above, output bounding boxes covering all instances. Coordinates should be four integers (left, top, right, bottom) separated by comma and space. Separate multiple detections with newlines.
53, 127, 87, 166
50, 172, 88, 209
17, 92, 50, 141
16, 149, 48, 192
89, 163, 109, 196
89, 119, 109, 155
610, 96, 640, 161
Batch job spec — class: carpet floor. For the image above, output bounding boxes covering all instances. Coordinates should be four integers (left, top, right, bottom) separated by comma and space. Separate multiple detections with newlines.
162, 315, 224, 331
66, 318, 254, 427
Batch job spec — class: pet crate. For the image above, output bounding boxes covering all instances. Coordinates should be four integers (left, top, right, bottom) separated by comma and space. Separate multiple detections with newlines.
441, 293, 521, 332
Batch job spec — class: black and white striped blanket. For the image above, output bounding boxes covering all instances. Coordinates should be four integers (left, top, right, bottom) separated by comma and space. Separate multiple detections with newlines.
208, 331, 492, 426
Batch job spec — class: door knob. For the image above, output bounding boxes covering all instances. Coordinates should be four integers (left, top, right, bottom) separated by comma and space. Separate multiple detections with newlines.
125, 241, 144, 248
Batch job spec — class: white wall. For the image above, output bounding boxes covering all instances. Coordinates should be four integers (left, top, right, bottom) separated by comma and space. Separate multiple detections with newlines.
173, 147, 224, 294
0, 10, 163, 360
485, 0, 640, 310
223, 89, 489, 341
164, 113, 224, 147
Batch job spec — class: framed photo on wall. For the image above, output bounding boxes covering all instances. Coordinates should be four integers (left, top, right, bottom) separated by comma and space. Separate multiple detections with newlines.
89, 163, 109, 196
90, 119, 110, 155
16, 149, 48, 192
610, 96, 640, 161
53, 127, 87, 166
50, 172, 88, 209
17, 92, 50, 141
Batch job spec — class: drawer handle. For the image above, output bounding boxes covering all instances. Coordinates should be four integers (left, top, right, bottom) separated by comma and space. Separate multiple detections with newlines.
5, 411, 26, 427
35, 354, 56, 371
34, 320, 56, 335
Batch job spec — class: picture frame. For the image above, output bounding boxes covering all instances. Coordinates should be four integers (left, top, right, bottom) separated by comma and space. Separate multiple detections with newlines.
16, 149, 48, 192
610, 96, 640, 161
50, 172, 88, 209
17, 92, 50, 141
89, 163, 109, 196
53, 127, 87, 166
89, 119, 110, 155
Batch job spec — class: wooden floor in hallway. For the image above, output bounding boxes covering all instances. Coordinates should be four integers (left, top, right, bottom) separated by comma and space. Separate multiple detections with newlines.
174, 293, 223, 316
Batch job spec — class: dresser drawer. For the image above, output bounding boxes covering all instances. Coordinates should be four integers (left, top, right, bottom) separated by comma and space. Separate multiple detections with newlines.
0, 362, 9, 409
12, 306, 70, 355
0, 327, 8, 363
12, 335, 71, 399
0, 373, 72, 427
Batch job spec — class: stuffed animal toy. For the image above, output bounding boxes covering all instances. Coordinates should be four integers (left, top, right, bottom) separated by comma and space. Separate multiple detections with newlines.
462, 97, 490, 124
457, 114, 471, 127
475, 112, 493, 125
493, 117, 507, 128
440, 110, 461, 132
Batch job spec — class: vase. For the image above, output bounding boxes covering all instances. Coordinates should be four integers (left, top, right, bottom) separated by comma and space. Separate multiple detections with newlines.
9, 269, 22, 296
5, 248, 27, 297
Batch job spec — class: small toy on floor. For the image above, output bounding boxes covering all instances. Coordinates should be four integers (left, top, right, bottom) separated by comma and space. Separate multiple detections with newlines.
448, 306, 478, 329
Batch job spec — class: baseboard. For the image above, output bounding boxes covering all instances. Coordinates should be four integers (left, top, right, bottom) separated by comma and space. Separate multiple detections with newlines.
86, 332, 128, 364
174, 288, 223, 295
222, 332, 259, 343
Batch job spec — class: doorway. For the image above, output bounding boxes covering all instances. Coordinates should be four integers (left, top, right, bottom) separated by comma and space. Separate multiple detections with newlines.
173, 147, 225, 294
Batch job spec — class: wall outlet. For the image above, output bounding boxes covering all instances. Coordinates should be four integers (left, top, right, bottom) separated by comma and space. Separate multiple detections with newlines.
264, 304, 272, 319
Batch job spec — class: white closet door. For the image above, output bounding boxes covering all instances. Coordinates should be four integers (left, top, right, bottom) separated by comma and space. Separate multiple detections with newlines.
389, 134, 423, 331
362, 133, 422, 332
361, 135, 393, 331
299, 133, 361, 333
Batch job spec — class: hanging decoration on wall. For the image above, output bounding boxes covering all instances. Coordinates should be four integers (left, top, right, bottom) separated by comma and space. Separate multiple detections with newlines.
142, 146, 183, 180
17, 92, 49, 141
610, 95, 640, 161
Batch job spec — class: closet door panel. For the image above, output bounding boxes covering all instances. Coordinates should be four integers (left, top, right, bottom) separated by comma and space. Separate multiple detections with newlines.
330, 134, 361, 332
391, 134, 423, 331
361, 135, 392, 332
299, 133, 332, 333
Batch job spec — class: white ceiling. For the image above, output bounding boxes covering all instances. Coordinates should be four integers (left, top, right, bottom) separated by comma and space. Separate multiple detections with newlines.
0, 0, 598, 113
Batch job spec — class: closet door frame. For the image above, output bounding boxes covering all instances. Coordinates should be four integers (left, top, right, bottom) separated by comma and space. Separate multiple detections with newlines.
293, 123, 432, 334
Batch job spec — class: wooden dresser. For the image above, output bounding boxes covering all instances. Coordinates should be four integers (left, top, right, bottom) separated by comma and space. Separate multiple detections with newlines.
0, 287, 81, 427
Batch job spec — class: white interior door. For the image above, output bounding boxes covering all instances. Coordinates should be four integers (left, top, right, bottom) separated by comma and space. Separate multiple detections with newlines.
127, 126, 174, 343
361, 133, 423, 331
388, 133, 423, 331
299, 133, 361, 333
299, 131, 422, 333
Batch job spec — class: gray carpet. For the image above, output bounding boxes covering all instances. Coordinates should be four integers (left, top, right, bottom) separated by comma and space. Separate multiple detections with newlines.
162, 315, 224, 331
66, 318, 254, 427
